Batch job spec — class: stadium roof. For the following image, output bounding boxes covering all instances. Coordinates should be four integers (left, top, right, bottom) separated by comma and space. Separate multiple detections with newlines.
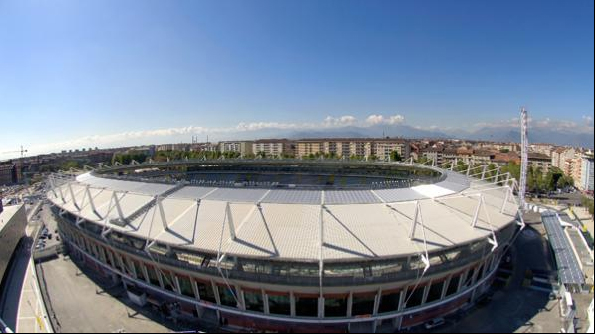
48, 169, 519, 262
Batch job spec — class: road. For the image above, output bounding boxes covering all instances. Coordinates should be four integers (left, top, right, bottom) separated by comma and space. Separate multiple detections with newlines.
435, 226, 561, 333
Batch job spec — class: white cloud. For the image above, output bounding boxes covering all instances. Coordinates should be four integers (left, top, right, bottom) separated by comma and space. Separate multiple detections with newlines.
472, 116, 594, 133
17, 113, 409, 157
387, 115, 406, 125
14, 112, 591, 159
365, 114, 385, 126
323, 115, 358, 127
365, 114, 406, 126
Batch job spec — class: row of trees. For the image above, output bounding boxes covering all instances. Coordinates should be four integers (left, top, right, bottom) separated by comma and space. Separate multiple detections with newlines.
492, 163, 574, 194
429, 159, 575, 195
112, 153, 148, 165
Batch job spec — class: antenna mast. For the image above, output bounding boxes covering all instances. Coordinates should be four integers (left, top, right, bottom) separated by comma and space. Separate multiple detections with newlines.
519, 107, 529, 210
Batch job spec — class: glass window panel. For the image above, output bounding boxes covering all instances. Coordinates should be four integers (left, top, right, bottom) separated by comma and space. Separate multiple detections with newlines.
196, 281, 217, 303
426, 281, 444, 304
446, 275, 461, 296
146, 266, 161, 287
352, 294, 376, 316
378, 292, 400, 314
405, 286, 425, 309
463, 267, 476, 288
133, 261, 146, 282
268, 294, 291, 315
218, 286, 238, 307
162, 272, 176, 292
244, 290, 264, 313
295, 296, 318, 317
178, 275, 195, 298
324, 296, 348, 318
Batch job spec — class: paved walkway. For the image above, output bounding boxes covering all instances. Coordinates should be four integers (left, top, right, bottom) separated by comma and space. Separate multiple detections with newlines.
40, 254, 174, 333
16, 260, 52, 333
0, 222, 52, 333
435, 226, 563, 333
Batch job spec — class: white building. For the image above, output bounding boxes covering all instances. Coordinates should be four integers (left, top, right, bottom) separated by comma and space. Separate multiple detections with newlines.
580, 156, 594, 192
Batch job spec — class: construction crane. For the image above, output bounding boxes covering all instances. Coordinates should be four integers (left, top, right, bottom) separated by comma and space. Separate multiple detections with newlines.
519, 107, 529, 210
0, 146, 28, 158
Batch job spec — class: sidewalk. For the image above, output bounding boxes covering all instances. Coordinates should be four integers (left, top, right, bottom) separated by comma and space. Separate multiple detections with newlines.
16, 260, 52, 333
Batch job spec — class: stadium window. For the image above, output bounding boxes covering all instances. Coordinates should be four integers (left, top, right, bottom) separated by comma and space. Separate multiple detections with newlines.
426, 280, 445, 304
177, 275, 195, 299
324, 263, 364, 277
133, 260, 146, 282
446, 275, 461, 297
267, 292, 291, 316
371, 260, 405, 276
404, 285, 426, 309
463, 267, 476, 288
324, 294, 348, 318
115, 253, 127, 273
105, 250, 115, 269
295, 295, 319, 317
218, 285, 238, 307
98, 247, 107, 264
162, 271, 176, 292
352, 292, 377, 316
289, 264, 319, 277
124, 257, 136, 277
378, 290, 401, 314
196, 280, 217, 303
243, 289, 264, 313
146, 265, 161, 287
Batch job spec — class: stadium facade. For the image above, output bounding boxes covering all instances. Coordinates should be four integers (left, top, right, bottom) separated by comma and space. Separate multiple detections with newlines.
46, 161, 523, 332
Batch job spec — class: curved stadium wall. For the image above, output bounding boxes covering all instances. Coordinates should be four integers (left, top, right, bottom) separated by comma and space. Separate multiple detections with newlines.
46, 161, 522, 332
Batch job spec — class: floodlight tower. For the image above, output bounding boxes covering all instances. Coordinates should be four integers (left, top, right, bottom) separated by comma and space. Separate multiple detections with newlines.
519, 107, 529, 210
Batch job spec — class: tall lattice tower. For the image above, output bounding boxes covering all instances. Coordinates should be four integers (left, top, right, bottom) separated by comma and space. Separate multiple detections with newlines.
519, 107, 529, 210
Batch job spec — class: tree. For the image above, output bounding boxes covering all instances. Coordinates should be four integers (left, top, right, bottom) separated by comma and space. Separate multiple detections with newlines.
500, 162, 521, 182
416, 156, 430, 165
390, 151, 402, 162
557, 175, 574, 189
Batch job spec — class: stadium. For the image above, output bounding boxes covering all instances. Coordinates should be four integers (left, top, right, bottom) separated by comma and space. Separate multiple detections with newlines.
45, 160, 523, 333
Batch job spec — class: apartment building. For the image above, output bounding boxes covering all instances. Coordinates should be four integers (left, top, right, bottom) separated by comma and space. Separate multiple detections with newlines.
580, 156, 594, 192
372, 139, 411, 161
528, 153, 552, 171
219, 141, 254, 156
552, 147, 577, 170
252, 139, 295, 158
296, 138, 410, 161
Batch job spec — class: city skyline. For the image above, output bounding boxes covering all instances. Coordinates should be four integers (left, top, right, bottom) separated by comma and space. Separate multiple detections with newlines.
1, 0, 593, 156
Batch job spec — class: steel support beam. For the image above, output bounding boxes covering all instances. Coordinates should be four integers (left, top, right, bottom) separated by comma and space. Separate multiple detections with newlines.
225, 202, 236, 241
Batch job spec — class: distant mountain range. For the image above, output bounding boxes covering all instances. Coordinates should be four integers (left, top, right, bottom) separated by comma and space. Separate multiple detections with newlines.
282, 124, 594, 148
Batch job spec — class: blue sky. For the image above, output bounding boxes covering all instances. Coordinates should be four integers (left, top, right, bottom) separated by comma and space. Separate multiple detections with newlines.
0, 0, 593, 157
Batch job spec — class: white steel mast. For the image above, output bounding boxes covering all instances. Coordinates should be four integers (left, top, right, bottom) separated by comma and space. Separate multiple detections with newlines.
519, 107, 529, 210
